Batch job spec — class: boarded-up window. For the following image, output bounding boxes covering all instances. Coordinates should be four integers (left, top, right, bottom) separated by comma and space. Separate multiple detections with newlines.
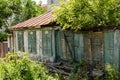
17, 32, 24, 51
28, 31, 36, 54
42, 30, 53, 58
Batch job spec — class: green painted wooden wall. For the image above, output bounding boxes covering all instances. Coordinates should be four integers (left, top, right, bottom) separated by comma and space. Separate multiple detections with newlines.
55, 31, 74, 61
15, 29, 120, 69
74, 33, 84, 61
104, 30, 120, 69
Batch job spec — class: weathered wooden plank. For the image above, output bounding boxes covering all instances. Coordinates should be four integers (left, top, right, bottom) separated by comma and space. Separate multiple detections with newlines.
113, 30, 119, 69
104, 30, 119, 69
60, 31, 74, 60
74, 33, 84, 61
39, 30, 43, 59
24, 31, 28, 52
91, 32, 103, 64
84, 33, 92, 63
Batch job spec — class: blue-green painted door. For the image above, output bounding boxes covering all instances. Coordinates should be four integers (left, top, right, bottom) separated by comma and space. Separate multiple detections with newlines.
74, 33, 84, 61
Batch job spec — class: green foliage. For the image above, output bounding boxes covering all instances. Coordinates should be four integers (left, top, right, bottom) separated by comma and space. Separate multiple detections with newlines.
105, 64, 120, 80
0, 53, 58, 80
11, 0, 46, 25
68, 60, 120, 80
53, 0, 120, 31
0, 32, 8, 42
0, 0, 46, 28
0, 0, 12, 28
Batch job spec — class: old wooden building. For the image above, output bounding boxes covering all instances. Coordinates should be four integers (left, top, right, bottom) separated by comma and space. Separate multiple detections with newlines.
9, 11, 120, 70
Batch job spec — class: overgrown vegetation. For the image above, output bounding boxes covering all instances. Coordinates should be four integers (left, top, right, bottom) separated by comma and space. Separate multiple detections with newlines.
0, 53, 58, 80
68, 60, 120, 80
0, 53, 119, 80
53, 0, 120, 31
0, 32, 8, 42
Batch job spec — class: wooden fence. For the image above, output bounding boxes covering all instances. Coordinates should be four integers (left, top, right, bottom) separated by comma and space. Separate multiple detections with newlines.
0, 42, 8, 57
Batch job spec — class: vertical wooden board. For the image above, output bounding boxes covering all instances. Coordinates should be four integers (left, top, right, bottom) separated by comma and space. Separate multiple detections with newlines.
28, 31, 36, 54
59, 31, 66, 60
118, 30, 120, 70
104, 30, 117, 67
55, 30, 61, 60
36, 30, 40, 55
104, 31, 109, 64
91, 32, 103, 64
0, 43, 2, 57
104, 31, 108, 64
39, 31, 43, 58
65, 31, 74, 60
17, 31, 24, 51
84, 33, 92, 62
52, 30, 56, 61
60, 31, 74, 60
74, 33, 84, 61
84, 32, 103, 64
74, 33, 79, 60
113, 30, 119, 69
14, 31, 18, 52
24, 31, 28, 52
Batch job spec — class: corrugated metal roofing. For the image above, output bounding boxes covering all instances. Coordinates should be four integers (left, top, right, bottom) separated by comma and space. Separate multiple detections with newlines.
10, 11, 53, 30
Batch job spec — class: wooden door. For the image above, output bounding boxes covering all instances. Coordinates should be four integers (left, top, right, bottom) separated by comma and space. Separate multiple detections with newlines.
60, 31, 74, 60
91, 32, 103, 65
85, 32, 103, 65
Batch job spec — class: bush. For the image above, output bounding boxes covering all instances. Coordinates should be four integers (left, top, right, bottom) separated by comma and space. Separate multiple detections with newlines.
68, 60, 120, 80
105, 64, 120, 80
0, 53, 58, 80
0, 32, 8, 42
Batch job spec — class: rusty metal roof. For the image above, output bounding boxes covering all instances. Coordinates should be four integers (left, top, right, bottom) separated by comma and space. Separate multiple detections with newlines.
10, 12, 53, 30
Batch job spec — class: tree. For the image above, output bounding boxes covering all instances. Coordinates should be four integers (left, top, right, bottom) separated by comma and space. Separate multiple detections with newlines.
0, 0, 46, 28
0, 0, 12, 28
11, 0, 46, 25
53, 0, 120, 31
0, 0, 45, 42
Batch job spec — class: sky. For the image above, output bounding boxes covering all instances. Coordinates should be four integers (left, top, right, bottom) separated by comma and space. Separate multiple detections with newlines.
35, 0, 47, 4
